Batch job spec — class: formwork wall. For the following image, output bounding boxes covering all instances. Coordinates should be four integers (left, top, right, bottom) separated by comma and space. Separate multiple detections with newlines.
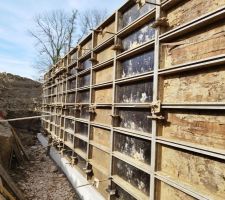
42, 0, 225, 199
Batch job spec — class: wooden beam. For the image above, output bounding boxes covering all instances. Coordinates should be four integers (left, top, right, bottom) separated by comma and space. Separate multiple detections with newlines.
0, 164, 25, 200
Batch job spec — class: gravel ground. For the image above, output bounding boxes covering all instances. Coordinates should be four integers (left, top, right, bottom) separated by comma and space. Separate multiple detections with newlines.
9, 141, 81, 200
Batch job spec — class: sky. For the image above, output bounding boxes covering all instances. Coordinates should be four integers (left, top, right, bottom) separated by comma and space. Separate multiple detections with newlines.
0, 0, 124, 80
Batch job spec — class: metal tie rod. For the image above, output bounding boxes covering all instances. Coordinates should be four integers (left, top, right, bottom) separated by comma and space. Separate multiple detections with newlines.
0, 114, 56, 122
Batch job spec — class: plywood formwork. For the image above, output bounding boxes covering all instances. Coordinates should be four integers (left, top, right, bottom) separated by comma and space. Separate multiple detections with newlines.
42, 0, 225, 199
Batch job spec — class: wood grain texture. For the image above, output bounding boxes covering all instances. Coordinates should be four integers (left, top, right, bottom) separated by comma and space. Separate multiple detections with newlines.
160, 110, 225, 151
165, 0, 225, 32
92, 108, 112, 125
94, 87, 113, 104
96, 22, 115, 46
162, 66, 225, 103
94, 65, 113, 84
157, 145, 225, 200
156, 180, 197, 200
96, 45, 114, 64
91, 126, 111, 148
160, 20, 225, 68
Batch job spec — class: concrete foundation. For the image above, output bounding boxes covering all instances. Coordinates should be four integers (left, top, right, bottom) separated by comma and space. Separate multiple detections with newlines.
37, 133, 105, 200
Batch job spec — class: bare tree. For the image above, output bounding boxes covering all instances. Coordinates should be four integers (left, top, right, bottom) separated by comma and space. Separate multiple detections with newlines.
29, 10, 78, 72
78, 9, 108, 41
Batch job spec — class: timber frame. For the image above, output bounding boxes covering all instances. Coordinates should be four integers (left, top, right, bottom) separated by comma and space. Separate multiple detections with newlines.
42, 0, 225, 199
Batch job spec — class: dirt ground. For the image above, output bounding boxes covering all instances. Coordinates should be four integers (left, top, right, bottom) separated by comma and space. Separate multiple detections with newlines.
9, 141, 81, 200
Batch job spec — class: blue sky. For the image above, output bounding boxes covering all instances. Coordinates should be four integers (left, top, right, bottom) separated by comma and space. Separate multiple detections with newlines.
0, 0, 124, 80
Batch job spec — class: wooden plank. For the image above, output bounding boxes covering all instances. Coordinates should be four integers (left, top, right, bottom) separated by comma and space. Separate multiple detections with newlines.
159, 110, 225, 151
96, 22, 115, 46
96, 45, 114, 64
164, 0, 225, 32
92, 108, 112, 126
160, 20, 225, 68
94, 65, 113, 85
155, 180, 197, 200
94, 87, 113, 104
90, 126, 111, 148
161, 65, 225, 103
157, 144, 225, 200
0, 164, 25, 200
89, 146, 110, 172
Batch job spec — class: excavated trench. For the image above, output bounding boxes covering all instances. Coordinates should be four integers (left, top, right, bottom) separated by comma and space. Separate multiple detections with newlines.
0, 73, 80, 200
9, 138, 80, 200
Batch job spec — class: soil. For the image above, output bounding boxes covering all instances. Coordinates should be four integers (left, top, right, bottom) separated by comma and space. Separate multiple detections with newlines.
9, 140, 81, 200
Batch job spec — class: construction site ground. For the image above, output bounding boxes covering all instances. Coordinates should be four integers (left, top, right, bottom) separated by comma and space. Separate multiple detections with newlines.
8, 139, 80, 200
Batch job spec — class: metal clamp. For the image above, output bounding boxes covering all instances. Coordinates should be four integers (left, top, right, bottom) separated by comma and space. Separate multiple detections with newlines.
151, 17, 169, 28
88, 105, 96, 113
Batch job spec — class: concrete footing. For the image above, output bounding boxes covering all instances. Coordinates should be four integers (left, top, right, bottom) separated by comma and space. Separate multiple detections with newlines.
37, 133, 105, 200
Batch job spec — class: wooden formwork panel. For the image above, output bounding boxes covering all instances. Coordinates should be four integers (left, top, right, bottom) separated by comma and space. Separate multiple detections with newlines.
80, 40, 92, 57
75, 105, 89, 119
96, 21, 115, 46
114, 132, 151, 165
155, 180, 197, 200
111, 183, 136, 200
96, 45, 114, 64
160, 20, 225, 68
93, 87, 113, 104
74, 138, 87, 153
92, 108, 112, 126
157, 144, 225, 200
94, 65, 113, 85
90, 167, 110, 199
164, 0, 225, 32
116, 80, 153, 103
67, 78, 76, 90
112, 158, 150, 197
117, 50, 154, 79
80, 58, 92, 70
67, 92, 75, 103
90, 126, 111, 149
119, 2, 155, 30
116, 108, 152, 134
75, 122, 88, 137
121, 21, 155, 51
78, 74, 90, 88
159, 110, 225, 151
161, 66, 225, 103
89, 146, 110, 172
77, 90, 90, 103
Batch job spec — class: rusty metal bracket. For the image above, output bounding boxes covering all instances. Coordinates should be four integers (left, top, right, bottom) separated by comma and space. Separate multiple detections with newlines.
149, 100, 165, 120
151, 17, 169, 28
74, 104, 82, 111
111, 44, 123, 51
106, 188, 116, 196
151, 100, 161, 114
88, 105, 96, 113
